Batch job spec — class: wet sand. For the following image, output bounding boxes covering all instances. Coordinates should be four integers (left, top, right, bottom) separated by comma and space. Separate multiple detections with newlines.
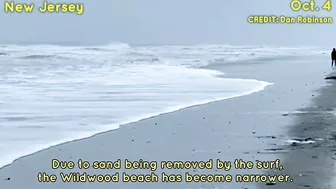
259, 70, 336, 189
0, 55, 332, 189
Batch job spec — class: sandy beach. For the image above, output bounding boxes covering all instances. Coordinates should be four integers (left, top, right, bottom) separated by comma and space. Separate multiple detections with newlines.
0, 53, 333, 189
1, 0, 335, 188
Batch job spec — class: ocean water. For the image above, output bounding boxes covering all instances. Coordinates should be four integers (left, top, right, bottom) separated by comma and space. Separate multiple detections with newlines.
0, 43, 327, 168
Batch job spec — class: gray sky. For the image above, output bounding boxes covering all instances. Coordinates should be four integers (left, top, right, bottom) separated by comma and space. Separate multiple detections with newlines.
0, 0, 335, 46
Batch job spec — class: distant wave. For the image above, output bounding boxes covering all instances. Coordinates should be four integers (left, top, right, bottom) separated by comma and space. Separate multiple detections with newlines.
79, 42, 131, 51
19, 54, 61, 60
81, 43, 130, 52
0, 43, 329, 68
81, 47, 110, 52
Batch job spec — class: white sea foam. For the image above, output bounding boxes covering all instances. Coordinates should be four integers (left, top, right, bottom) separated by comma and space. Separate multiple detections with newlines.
0, 43, 325, 168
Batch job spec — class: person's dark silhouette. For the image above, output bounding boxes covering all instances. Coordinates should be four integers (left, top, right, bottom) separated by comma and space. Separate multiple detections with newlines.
331, 48, 336, 67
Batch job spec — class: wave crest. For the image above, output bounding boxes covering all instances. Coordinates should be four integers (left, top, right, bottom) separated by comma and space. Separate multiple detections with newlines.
0, 43, 328, 68
19, 55, 58, 60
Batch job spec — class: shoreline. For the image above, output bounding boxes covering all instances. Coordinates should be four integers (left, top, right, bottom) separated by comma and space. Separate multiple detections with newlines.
0, 69, 272, 170
0, 55, 331, 189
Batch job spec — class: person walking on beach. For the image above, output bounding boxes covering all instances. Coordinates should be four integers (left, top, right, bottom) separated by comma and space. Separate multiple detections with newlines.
331, 48, 336, 67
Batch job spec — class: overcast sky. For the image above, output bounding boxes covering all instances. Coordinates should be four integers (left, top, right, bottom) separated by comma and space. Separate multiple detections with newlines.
0, 0, 335, 46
